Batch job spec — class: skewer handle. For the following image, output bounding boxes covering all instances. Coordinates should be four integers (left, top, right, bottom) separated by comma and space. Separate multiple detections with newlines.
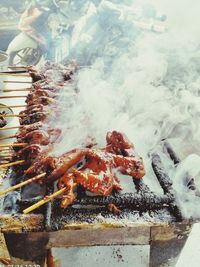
0, 125, 22, 131
0, 134, 16, 141
0, 95, 27, 99
0, 114, 26, 118
0, 73, 29, 77
3, 89, 31, 92
23, 188, 67, 214
0, 105, 26, 109
0, 173, 46, 196
0, 160, 25, 169
4, 81, 32, 84
0, 143, 27, 148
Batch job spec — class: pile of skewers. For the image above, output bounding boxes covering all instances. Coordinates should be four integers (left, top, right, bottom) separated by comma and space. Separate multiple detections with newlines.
0, 62, 145, 215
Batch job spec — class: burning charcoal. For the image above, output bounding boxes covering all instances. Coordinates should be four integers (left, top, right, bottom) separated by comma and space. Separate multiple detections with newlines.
164, 142, 180, 165
3, 191, 21, 214
151, 153, 173, 194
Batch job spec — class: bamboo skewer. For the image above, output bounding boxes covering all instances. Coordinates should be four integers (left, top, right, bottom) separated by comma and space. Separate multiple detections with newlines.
0, 158, 12, 161
0, 125, 22, 131
0, 114, 26, 118
0, 143, 27, 148
3, 88, 31, 92
0, 73, 29, 77
0, 134, 17, 141
0, 160, 25, 169
0, 173, 46, 197
0, 105, 27, 108
0, 95, 27, 99
4, 81, 32, 84
23, 188, 67, 214
8, 66, 27, 68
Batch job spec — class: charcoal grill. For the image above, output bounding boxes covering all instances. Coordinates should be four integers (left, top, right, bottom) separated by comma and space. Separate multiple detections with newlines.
0, 141, 195, 267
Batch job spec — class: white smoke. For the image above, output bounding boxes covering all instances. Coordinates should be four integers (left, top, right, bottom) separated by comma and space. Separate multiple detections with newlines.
50, 0, 200, 217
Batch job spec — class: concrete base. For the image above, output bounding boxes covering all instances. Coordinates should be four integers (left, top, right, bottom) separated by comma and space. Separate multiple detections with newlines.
51, 246, 150, 267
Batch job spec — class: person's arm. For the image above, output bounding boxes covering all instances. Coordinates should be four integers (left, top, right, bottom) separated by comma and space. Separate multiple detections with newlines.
19, 8, 42, 30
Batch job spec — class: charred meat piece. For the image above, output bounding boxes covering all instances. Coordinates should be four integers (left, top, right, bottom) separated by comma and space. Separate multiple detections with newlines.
26, 96, 56, 106
19, 112, 47, 125
17, 130, 50, 145
16, 122, 44, 138
29, 72, 45, 82
26, 90, 57, 103
13, 144, 42, 164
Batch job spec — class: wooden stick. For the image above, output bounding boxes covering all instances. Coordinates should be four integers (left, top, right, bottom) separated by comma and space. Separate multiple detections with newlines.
0, 160, 10, 164
8, 66, 27, 68
0, 73, 29, 77
4, 81, 32, 84
0, 157, 12, 161
3, 88, 31, 92
0, 105, 27, 108
0, 134, 17, 141
0, 143, 27, 148
0, 95, 27, 99
23, 188, 67, 214
0, 114, 26, 118
0, 160, 25, 169
0, 173, 46, 196
0, 125, 22, 131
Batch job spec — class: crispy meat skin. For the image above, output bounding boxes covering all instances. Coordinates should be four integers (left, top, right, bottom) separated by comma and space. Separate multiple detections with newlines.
23, 131, 145, 209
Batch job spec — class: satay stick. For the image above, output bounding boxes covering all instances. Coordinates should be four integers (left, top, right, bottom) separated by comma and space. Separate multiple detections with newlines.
0, 161, 11, 165
0, 160, 25, 169
3, 88, 31, 92
0, 134, 17, 141
0, 105, 27, 108
8, 66, 28, 69
3, 81, 32, 84
0, 114, 26, 118
0, 143, 27, 148
0, 95, 27, 99
0, 173, 46, 196
0, 125, 22, 131
0, 73, 29, 77
23, 188, 67, 214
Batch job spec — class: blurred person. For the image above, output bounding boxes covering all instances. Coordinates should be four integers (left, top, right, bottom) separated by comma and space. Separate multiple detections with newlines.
7, 0, 58, 65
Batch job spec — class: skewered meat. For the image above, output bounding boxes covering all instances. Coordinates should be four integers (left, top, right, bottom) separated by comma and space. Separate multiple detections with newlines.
17, 128, 61, 145
17, 130, 50, 145
10, 61, 146, 212
26, 90, 57, 104
106, 130, 134, 155
25, 149, 86, 179
19, 105, 47, 118
26, 96, 56, 106
28, 60, 77, 83
23, 131, 145, 210
16, 122, 44, 138
13, 144, 42, 163
19, 112, 48, 125
29, 72, 45, 82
